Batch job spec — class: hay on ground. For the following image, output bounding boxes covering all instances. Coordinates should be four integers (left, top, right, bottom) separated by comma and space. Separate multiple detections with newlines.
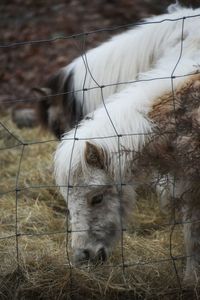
0, 115, 197, 300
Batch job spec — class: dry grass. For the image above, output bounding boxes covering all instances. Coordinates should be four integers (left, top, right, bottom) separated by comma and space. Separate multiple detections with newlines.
0, 114, 198, 300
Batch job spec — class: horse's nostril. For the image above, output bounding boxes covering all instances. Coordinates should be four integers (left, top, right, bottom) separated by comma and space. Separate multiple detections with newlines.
73, 248, 90, 265
73, 248, 107, 265
97, 247, 107, 262
83, 249, 90, 261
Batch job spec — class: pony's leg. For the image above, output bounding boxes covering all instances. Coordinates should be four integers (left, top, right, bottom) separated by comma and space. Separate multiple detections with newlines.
182, 202, 200, 284
156, 175, 173, 215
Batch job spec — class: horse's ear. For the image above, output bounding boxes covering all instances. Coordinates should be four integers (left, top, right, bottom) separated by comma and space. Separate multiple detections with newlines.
84, 142, 105, 169
32, 87, 52, 97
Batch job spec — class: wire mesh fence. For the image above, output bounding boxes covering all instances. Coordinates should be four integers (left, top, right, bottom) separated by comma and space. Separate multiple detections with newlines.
1, 8, 200, 299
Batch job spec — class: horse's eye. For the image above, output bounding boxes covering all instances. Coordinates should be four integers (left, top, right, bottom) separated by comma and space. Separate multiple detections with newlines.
90, 194, 104, 206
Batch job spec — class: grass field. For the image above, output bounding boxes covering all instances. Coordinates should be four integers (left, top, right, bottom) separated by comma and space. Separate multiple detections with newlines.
0, 114, 196, 299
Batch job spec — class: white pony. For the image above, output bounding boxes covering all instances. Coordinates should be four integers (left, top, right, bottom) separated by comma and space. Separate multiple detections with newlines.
55, 6, 200, 282
35, 3, 185, 137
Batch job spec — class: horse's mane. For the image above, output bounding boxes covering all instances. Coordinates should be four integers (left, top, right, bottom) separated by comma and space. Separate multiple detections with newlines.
54, 68, 194, 192
59, 6, 197, 115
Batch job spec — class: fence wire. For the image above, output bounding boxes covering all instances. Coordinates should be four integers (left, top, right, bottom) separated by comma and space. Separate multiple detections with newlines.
1, 12, 200, 299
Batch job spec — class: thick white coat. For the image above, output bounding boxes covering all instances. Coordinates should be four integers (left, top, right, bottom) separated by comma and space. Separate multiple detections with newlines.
54, 6, 200, 281
61, 5, 200, 116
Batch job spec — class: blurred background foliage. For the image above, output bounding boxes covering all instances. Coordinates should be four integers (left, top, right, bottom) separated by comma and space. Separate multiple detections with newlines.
0, 0, 199, 112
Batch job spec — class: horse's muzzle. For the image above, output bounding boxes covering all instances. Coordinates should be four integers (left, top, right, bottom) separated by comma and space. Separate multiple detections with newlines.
73, 247, 107, 265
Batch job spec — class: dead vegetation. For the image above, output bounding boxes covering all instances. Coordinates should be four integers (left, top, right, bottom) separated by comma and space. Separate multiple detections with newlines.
0, 115, 198, 300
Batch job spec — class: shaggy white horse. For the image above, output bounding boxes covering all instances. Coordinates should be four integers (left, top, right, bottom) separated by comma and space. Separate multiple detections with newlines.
54, 6, 200, 283
35, 3, 190, 137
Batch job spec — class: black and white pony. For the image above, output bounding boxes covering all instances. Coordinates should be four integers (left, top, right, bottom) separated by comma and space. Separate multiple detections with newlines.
54, 5, 200, 283
31, 3, 187, 137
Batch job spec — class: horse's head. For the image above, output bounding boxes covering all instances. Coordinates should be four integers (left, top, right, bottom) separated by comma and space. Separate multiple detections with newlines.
34, 70, 80, 138
56, 141, 134, 265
